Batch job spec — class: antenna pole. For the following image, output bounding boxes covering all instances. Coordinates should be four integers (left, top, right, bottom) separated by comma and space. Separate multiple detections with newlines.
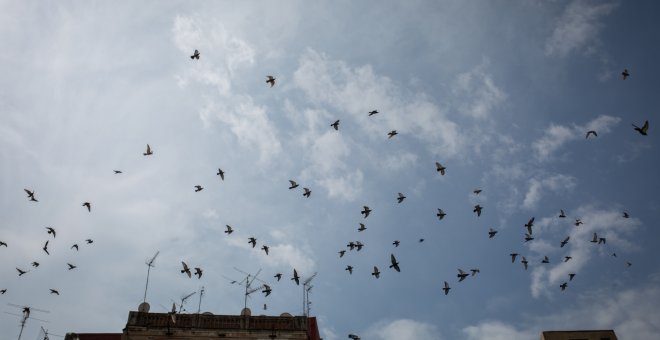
143, 251, 159, 303
244, 275, 250, 310
197, 286, 205, 314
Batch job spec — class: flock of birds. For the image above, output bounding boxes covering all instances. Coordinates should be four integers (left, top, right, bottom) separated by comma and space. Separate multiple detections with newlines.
0, 50, 649, 337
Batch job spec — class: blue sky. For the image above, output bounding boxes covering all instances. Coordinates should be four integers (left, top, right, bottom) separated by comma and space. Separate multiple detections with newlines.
1, 1, 659, 339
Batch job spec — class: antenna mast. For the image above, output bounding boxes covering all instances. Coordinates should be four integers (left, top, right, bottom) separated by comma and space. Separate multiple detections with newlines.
6, 304, 50, 340
233, 267, 266, 310
197, 286, 205, 314
179, 291, 196, 313
143, 251, 160, 303
302, 272, 317, 316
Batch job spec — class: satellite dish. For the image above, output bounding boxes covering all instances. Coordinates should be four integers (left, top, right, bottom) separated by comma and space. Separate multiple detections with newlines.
202, 312, 214, 316
280, 312, 293, 317
240, 308, 251, 316
138, 302, 150, 313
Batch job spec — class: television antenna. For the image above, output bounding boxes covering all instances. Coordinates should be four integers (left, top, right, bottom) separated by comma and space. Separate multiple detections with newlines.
196, 286, 205, 314
142, 250, 160, 304
232, 267, 268, 310
37, 326, 63, 340
6, 304, 50, 340
302, 272, 317, 316
174, 291, 196, 313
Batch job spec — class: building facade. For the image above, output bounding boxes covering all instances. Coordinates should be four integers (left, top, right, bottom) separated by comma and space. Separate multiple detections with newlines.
540, 330, 618, 340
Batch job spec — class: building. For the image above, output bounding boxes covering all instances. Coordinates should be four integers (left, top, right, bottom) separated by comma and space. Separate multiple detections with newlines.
65, 306, 321, 340
540, 330, 618, 340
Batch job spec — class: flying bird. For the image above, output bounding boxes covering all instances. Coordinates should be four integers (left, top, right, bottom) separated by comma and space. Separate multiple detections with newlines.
585, 130, 597, 139
442, 281, 451, 295
71, 244, 79, 251
143, 144, 153, 156
590, 233, 599, 243
0, 241, 7, 247
396, 192, 406, 203
46, 227, 56, 238
330, 120, 340, 130
387, 130, 398, 139
49, 289, 59, 295
419, 238, 425, 243
82, 202, 91, 212
368, 110, 378, 116
560, 236, 570, 248
564, 256, 572, 262
347, 241, 356, 251
288, 180, 299, 189
85, 239, 93, 244
621, 68, 629, 80
291, 269, 300, 285
473, 204, 483, 217
217, 168, 225, 180
559, 209, 566, 218
24, 189, 38, 202
262, 285, 272, 297
266, 75, 276, 87
389, 254, 401, 272
521, 257, 529, 270
575, 219, 583, 226
67, 263, 77, 270
510, 253, 519, 263
357, 223, 366, 232
194, 267, 203, 279
392, 240, 400, 247
338, 250, 346, 258
623, 211, 630, 218
470, 269, 480, 276
113, 170, 122, 174
488, 228, 498, 238
524, 217, 535, 235
248, 237, 257, 248
560, 282, 568, 291
626, 261, 632, 267
473, 189, 482, 195
372, 266, 380, 279
435, 162, 446, 175
31, 262, 39, 267
194, 185, 203, 192
262, 245, 269, 255
225, 225, 233, 234
17, 268, 27, 276
524, 233, 534, 242
181, 262, 191, 278
43, 241, 49, 255
274, 273, 282, 281
437, 209, 446, 220
457, 269, 469, 282
190, 49, 200, 60
355, 241, 364, 251
632, 120, 649, 136
303, 187, 311, 198
598, 237, 606, 244
361, 206, 372, 218
345, 265, 353, 275
541, 256, 550, 264
0, 289, 6, 294
569, 273, 576, 281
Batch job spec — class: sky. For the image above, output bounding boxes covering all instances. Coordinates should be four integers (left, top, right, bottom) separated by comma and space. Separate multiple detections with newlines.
1, 1, 660, 339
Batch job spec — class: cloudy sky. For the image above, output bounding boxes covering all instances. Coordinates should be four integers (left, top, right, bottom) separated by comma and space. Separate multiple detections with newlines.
1, 1, 659, 339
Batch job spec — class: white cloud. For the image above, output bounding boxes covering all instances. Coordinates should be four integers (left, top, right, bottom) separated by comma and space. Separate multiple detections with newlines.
523, 173, 577, 209
463, 321, 535, 340
532, 115, 621, 161
366, 319, 444, 340
452, 61, 506, 120
545, 0, 618, 57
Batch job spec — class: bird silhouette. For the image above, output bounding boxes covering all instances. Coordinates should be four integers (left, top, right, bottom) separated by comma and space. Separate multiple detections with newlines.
224, 225, 234, 235
31, 262, 39, 267
331, 120, 340, 130
590, 233, 599, 243
82, 202, 91, 212
347, 241, 356, 250
49, 289, 59, 295
457, 269, 469, 282
357, 223, 367, 232
43, 241, 49, 255
194, 185, 203, 192
368, 110, 378, 116
473, 204, 483, 217
24, 189, 38, 202
524, 233, 534, 242
338, 250, 346, 258
67, 263, 77, 270
261, 285, 272, 297
510, 253, 519, 263
599, 237, 606, 244
524, 217, 535, 235
387, 130, 398, 139
288, 180, 299, 189
437, 209, 446, 220
559, 209, 566, 218
361, 206, 372, 218
190, 49, 200, 60
632, 120, 649, 136
564, 256, 572, 262
521, 257, 529, 270
419, 238, 425, 243
262, 245, 269, 255
623, 211, 630, 218
143, 144, 153, 156
303, 187, 311, 198
541, 256, 550, 264
217, 168, 225, 180
46, 227, 56, 238
266, 75, 276, 87
392, 240, 400, 247
560, 236, 570, 247
291, 269, 300, 285
442, 281, 451, 295
396, 192, 406, 203
248, 237, 257, 248
488, 228, 498, 238
71, 244, 79, 251
355, 241, 364, 251
0, 241, 7, 247
575, 219, 583, 226
621, 68, 629, 80
560, 282, 568, 291
372, 266, 380, 279
113, 170, 122, 174
85, 239, 93, 244
470, 269, 480, 276
626, 261, 632, 267
345, 265, 353, 274
585, 130, 597, 139
389, 254, 401, 272
569, 273, 576, 281
274, 273, 282, 281
17, 268, 27, 276
194, 267, 203, 279
181, 262, 191, 278
435, 162, 446, 175
473, 189, 482, 195
0, 289, 6, 294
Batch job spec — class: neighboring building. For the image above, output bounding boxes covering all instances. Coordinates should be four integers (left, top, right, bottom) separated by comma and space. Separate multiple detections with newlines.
65, 306, 321, 340
540, 330, 618, 340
